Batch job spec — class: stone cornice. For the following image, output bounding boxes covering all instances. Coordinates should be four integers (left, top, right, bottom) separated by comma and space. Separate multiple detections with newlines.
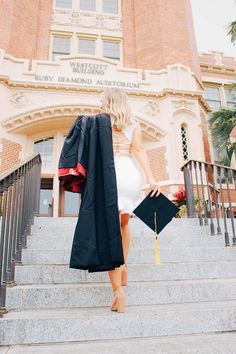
0, 76, 211, 113
200, 63, 236, 76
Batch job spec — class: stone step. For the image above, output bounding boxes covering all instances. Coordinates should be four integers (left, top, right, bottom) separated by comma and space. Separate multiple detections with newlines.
1, 300, 236, 345
6, 278, 236, 311
21, 246, 236, 265
31, 216, 235, 228
31, 217, 235, 239
15, 261, 236, 285
30, 222, 220, 237
1, 332, 236, 354
32, 217, 236, 238
26, 232, 229, 250
30, 228, 226, 241
31, 216, 199, 228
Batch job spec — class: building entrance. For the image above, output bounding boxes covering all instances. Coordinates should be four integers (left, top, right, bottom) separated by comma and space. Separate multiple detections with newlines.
39, 178, 54, 216
58, 182, 81, 216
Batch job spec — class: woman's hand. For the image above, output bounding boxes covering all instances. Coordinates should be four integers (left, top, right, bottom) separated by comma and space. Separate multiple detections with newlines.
146, 177, 161, 197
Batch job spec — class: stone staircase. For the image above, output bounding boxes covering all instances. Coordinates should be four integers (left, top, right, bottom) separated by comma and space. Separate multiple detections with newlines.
1, 217, 236, 353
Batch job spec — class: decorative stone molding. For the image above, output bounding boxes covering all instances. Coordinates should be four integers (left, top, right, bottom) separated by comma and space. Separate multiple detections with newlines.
78, 13, 97, 28
100, 15, 121, 31
135, 114, 166, 141
171, 98, 195, 111
171, 106, 198, 122
10, 91, 28, 107
143, 101, 160, 116
52, 9, 122, 32
2, 105, 96, 132
200, 64, 236, 76
2, 105, 165, 141
199, 51, 236, 68
52, 10, 72, 26
199, 51, 236, 76
213, 51, 224, 66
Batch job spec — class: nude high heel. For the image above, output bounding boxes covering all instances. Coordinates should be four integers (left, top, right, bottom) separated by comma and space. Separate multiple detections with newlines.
110, 286, 126, 313
121, 264, 127, 286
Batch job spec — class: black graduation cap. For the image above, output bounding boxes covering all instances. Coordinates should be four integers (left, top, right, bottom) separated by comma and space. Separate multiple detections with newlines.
132, 190, 180, 265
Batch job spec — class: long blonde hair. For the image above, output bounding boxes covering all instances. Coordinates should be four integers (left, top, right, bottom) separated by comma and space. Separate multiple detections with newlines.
101, 87, 135, 129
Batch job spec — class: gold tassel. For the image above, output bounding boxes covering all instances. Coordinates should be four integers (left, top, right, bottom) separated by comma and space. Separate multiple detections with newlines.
154, 210, 161, 265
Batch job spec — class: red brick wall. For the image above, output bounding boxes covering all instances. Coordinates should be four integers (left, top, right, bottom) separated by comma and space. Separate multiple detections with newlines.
121, 0, 201, 78
121, 0, 137, 68
0, 138, 22, 173
222, 189, 236, 205
159, 185, 170, 197
0, 0, 14, 51
147, 146, 169, 181
0, 0, 52, 60
35, 0, 52, 59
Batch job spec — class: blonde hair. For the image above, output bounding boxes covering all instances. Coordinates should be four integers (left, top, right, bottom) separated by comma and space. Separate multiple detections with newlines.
101, 87, 135, 130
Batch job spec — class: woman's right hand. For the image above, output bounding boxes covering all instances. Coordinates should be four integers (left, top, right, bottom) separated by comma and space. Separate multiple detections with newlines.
142, 178, 161, 197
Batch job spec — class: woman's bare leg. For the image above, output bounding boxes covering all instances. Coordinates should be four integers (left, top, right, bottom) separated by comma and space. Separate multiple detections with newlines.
120, 213, 131, 263
108, 211, 127, 312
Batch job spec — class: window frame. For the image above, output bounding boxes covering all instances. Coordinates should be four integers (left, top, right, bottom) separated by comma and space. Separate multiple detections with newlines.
54, 0, 73, 9
79, 0, 96, 12
78, 36, 97, 55
50, 33, 72, 61
53, 0, 121, 15
203, 85, 222, 111
203, 84, 236, 110
102, 0, 119, 15
34, 137, 55, 170
224, 87, 236, 108
102, 39, 121, 61
180, 123, 189, 161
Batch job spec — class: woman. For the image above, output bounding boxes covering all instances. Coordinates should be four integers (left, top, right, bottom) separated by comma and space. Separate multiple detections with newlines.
100, 88, 161, 313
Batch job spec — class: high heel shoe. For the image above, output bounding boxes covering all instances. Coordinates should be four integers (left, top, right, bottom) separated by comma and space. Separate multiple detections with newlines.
121, 264, 127, 286
110, 286, 126, 313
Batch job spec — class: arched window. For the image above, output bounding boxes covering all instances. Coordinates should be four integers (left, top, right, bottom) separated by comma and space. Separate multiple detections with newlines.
180, 124, 189, 161
34, 137, 54, 169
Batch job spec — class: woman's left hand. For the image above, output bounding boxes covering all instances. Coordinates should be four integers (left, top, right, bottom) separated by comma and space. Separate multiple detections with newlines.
147, 177, 161, 197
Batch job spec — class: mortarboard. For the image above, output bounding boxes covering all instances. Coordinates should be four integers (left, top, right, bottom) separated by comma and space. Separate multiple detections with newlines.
132, 190, 180, 265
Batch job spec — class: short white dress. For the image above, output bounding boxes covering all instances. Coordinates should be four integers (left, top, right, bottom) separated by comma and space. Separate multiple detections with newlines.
111, 116, 144, 215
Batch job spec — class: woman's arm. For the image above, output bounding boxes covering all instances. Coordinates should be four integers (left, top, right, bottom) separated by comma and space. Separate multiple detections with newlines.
131, 121, 161, 197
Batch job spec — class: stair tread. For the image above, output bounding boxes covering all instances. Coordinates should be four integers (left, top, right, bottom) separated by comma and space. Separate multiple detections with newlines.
3, 299, 236, 319
2, 216, 236, 347
1, 332, 236, 354
17, 260, 236, 267
9, 277, 236, 289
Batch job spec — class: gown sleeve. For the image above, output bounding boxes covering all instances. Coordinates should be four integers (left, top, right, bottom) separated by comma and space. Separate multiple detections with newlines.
58, 115, 89, 193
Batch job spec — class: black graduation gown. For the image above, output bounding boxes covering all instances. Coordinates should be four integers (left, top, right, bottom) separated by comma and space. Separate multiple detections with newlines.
58, 112, 124, 272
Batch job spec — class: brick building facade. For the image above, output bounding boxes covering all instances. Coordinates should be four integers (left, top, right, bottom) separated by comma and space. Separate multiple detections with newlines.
0, 0, 235, 216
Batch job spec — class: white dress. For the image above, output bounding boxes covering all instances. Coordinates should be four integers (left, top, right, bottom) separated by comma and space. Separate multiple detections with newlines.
111, 117, 144, 215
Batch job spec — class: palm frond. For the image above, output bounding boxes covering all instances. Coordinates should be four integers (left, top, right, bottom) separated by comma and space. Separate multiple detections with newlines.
208, 108, 236, 166
226, 21, 236, 45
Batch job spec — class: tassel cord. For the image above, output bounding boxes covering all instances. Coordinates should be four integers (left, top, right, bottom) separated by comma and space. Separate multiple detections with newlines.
154, 210, 161, 265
